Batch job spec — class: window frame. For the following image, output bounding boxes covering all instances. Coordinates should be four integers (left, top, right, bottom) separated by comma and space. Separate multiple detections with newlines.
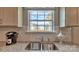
27, 8, 56, 33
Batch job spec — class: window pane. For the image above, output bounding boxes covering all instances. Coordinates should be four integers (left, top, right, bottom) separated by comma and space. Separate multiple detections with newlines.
30, 21, 37, 32
38, 14, 44, 20
38, 11, 44, 14
45, 25, 52, 32
38, 26, 44, 32
30, 11, 37, 20
30, 14, 37, 20
45, 21, 52, 26
38, 11, 44, 20
30, 11, 37, 14
45, 11, 53, 20
38, 21, 44, 26
30, 25, 37, 32
30, 21, 37, 26
45, 21, 53, 32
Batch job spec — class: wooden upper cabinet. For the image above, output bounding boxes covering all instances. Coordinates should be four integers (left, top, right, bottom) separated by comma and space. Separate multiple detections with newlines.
0, 7, 18, 26
0, 8, 4, 25
65, 7, 78, 26
77, 8, 79, 25
72, 27, 79, 45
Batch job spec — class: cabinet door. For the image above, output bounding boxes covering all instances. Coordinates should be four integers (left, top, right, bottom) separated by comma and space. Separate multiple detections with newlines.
77, 8, 79, 25
65, 7, 78, 26
0, 8, 4, 25
73, 27, 79, 45
0, 7, 18, 26
64, 28, 72, 43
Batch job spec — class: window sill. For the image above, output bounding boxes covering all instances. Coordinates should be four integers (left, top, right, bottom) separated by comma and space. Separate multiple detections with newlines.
26, 32, 57, 34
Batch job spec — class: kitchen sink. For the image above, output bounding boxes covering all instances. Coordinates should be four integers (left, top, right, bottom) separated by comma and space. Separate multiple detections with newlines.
25, 41, 58, 51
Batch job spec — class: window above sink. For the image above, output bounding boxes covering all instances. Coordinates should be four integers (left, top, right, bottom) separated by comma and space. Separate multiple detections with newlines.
27, 8, 56, 32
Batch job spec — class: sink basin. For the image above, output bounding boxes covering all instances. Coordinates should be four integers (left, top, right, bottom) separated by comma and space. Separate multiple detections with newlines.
25, 41, 58, 51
